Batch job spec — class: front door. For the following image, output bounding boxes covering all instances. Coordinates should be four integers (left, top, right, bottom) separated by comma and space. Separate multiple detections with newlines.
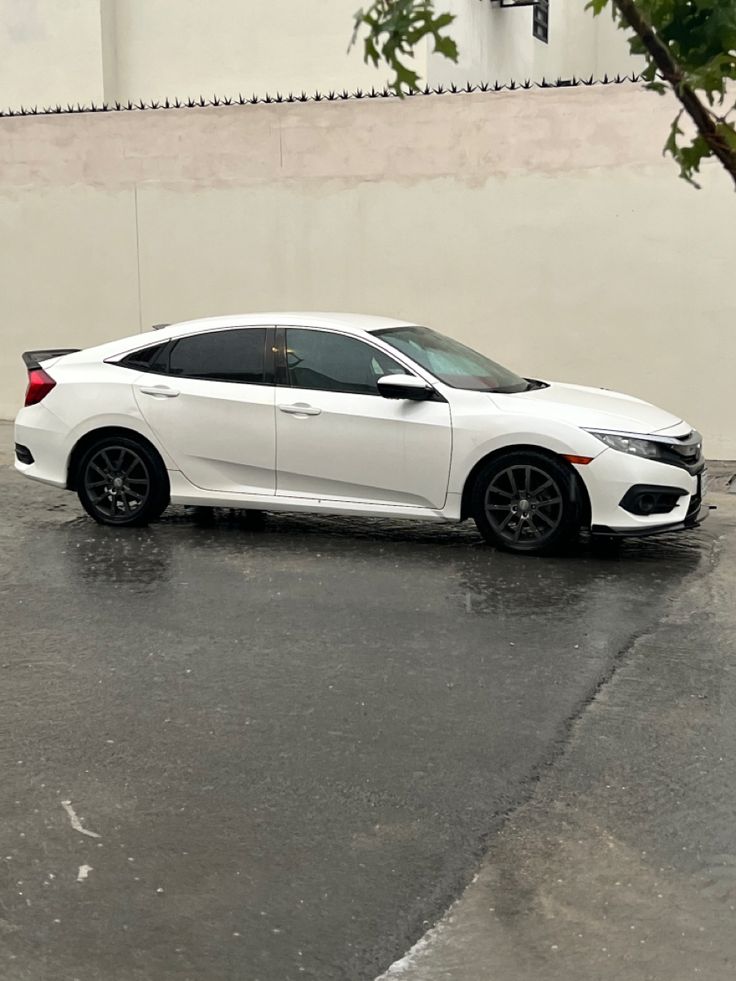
133, 326, 276, 494
274, 327, 452, 509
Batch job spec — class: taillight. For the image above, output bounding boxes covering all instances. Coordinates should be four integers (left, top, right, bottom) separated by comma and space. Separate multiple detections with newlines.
24, 367, 56, 406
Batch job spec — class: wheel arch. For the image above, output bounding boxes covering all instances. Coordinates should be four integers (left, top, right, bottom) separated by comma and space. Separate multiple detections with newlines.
459, 443, 592, 529
67, 426, 169, 492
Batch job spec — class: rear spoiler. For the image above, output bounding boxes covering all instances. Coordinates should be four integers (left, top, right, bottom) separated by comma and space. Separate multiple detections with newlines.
22, 349, 80, 370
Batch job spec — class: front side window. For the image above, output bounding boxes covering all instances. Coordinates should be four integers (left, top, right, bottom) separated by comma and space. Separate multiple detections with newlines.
168, 328, 266, 384
373, 325, 529, 393
284, 329, 406, 396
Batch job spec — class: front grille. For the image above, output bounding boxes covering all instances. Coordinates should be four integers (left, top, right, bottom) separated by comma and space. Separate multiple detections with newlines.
15, 443, 34, 465
659, 430, 704, 474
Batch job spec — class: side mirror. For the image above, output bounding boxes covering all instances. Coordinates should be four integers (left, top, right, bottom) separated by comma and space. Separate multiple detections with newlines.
377, 374, 435, 401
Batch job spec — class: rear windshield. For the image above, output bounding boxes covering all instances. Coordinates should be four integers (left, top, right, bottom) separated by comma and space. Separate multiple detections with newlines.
373, 326, 529, 394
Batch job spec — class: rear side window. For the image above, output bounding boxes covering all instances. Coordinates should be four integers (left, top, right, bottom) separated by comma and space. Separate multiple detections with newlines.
168, 329, 267, 384
120, 343, 169, 374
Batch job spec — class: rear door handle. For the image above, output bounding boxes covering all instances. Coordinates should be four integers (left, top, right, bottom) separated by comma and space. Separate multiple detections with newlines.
138, 385, 180, 398
278, 403, 321, 416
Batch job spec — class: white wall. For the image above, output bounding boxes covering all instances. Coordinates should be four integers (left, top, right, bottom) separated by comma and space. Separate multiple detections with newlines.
426, 0, 642, 87
0, 0, 639, 112
0, 0, 106, 109
0, 85, 736, 458
110, 0, 396, 103
1, 86, 734, 456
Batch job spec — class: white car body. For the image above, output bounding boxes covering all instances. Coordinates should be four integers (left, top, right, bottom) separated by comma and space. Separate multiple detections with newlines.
14, 312, 707, 544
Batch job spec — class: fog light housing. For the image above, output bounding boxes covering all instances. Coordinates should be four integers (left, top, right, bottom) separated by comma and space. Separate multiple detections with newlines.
15, 443, 34, 465
620, 484, 687, 516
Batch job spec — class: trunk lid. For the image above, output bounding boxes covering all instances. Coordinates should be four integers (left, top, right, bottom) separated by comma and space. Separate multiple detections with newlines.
22, 349, 80, 370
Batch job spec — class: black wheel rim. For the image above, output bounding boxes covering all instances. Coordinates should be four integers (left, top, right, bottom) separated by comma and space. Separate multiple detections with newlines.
84, 446, 150, 521
484, 464, 563, 547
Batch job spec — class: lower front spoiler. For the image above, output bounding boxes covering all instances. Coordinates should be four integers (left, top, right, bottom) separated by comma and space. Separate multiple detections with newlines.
591, 504, 715, 539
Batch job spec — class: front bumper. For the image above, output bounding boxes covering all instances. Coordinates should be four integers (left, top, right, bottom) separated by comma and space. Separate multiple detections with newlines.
591, 497, 710, 537
575, 448, 707, 537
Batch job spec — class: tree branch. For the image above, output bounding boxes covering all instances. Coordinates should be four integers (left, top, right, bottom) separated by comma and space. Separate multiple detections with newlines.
612, 0, 736, 189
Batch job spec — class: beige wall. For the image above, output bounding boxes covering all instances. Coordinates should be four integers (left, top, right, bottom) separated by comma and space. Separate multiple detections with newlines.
1, 85, 734, 456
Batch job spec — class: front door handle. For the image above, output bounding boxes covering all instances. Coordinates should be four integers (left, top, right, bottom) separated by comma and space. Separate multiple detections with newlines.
278, 403, 321, 416
138, 385, 180, 398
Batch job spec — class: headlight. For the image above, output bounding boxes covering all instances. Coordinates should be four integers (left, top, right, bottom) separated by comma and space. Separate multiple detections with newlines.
587, 431, 664, 461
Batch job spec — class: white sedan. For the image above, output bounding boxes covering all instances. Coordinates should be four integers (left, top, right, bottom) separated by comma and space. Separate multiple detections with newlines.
14, 313, 707, 554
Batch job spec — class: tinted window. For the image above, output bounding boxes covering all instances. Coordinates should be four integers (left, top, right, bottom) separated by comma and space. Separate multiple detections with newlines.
168, 329, 266, 384
120, 342, 169, 374
285, 329, 406, 395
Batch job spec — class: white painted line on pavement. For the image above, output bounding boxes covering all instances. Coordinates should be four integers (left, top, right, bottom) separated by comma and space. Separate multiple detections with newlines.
77, 864, 93, 882
61, 800, 102, 839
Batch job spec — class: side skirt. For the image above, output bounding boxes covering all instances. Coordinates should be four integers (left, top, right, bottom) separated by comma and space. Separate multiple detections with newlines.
167, 471, 460, 523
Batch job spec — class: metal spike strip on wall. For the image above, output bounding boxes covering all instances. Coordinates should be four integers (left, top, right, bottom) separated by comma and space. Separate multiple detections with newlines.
0, 73, 646, 118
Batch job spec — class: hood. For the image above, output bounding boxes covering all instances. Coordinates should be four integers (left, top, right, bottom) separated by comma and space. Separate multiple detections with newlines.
490, 381, 685, 436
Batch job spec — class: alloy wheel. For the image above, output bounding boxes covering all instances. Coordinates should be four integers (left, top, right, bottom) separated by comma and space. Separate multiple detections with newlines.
483, 464, 563, 547
83, 445, 151, 521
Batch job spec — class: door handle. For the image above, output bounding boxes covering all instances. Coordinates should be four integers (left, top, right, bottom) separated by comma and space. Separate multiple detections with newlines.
278, 403, 321, 416
138, 385, 180, 398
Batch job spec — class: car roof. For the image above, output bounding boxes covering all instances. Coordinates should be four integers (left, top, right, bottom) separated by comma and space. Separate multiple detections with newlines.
62, 313, 419, 365
81, 311, 415, 362
156, 312, 414, 339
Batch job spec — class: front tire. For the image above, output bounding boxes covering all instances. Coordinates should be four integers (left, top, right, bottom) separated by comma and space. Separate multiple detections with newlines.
77, 436, 169, 527
471, 451, 580, 554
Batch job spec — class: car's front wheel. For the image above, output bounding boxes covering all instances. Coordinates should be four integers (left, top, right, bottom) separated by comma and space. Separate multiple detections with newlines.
77, 436, 169, 527
471, 451, 580, 554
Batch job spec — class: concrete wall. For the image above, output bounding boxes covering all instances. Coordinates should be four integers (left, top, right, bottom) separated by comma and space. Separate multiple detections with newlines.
1, 85, 734, 456
0, 0, 106, 109
109, 0, 395, 103
427, 0, 642, 87
0, 0, 639, 112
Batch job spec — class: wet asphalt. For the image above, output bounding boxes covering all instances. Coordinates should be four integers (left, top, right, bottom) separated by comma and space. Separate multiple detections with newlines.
380, 495, 736, 981
0, 441, 718, 981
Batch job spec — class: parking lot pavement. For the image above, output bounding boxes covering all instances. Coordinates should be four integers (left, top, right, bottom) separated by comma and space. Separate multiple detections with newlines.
0, 423, 727, 981
379, 493, 736, 981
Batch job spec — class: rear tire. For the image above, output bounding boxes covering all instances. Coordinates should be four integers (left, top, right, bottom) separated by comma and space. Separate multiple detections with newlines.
471, 451, 580, 555
77, 436, 169, 527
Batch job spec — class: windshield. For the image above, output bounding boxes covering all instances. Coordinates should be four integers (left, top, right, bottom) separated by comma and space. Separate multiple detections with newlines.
373, 326, 530, 393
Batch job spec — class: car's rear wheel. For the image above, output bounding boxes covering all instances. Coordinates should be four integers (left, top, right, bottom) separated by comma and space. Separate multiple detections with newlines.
77, 436, 169, 527
471, 451, 580, 554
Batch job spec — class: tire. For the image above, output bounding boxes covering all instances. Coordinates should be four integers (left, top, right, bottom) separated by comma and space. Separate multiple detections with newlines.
77, 435, 169, 527
471, 451, 580, 555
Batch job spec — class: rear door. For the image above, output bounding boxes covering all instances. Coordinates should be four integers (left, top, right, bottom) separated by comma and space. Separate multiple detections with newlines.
132, 326, 276, 494
274, 327, 452, 509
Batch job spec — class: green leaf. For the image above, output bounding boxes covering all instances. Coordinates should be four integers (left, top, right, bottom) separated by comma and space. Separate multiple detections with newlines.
663, 112, 709, 188
586, 0, 612, 14
434, 35, 459, 61
351, 0, 457, 95
395, 60, 421, 91
364, 36, 380, 67
664, 110, 685, 160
